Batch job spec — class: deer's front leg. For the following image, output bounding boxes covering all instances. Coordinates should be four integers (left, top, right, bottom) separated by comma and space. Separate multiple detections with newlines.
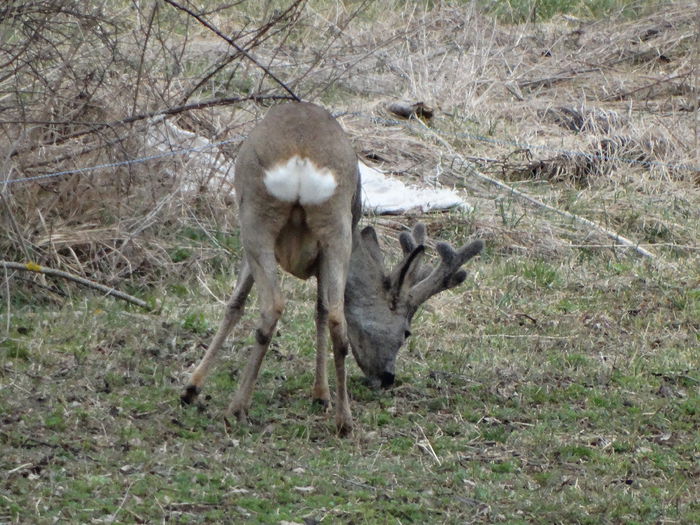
181, 260, 253, 405
329, 312, 352, 436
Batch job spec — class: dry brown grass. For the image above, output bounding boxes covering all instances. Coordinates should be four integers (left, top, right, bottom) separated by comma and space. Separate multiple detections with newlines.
1, 0, 697, 289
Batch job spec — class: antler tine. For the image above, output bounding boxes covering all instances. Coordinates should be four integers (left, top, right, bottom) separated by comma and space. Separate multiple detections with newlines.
398, 223, 427, 256
390, 222, 434, 295
408, 239, 483, 307
412, 222, 426, 245
389, 244, 425, 296
458, 239, 484, 265
398, 232, 416, 256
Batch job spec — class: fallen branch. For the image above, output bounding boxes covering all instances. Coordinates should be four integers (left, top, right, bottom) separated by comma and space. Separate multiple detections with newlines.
518, 67, 600, 90
465, 163, 656, 258
412, 119, 656, 259
1, 261, 151, 310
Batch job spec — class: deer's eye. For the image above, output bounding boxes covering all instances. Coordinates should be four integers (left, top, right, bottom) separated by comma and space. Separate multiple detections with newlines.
404, 330, 412, 339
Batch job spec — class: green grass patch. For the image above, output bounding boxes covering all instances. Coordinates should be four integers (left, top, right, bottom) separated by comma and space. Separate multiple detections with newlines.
479, 0, 661, 23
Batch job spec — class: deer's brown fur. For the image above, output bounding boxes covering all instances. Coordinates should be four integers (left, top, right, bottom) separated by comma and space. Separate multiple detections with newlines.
181, 102, 483, 435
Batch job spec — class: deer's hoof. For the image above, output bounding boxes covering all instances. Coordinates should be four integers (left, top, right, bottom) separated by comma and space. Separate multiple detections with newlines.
312, 397, 331, 413
180, 385, 200, 406
336, 417, 353, 437
226, 403, 249, 425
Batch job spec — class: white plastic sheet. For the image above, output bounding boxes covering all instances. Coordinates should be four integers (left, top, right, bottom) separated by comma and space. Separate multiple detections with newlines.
358, 161, 467, 214
147, 117, 468, 215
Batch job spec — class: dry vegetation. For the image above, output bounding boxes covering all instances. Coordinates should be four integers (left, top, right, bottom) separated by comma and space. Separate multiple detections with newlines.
1, 1, 698, 523
1, 1, 698, 274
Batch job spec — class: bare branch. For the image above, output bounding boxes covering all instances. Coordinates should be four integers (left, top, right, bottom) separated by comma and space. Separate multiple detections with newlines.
1, 260, 151, 310
161, 0, 301, 102
9, 94, 294, 158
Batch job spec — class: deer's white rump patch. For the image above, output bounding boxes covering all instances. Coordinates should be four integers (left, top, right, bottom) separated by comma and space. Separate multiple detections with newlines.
263, 156, 338, 205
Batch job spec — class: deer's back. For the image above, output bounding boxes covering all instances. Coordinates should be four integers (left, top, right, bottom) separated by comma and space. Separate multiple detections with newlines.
234, 102, 361, 279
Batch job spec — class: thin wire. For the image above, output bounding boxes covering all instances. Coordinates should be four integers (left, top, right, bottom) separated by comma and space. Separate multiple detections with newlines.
360, 114, 700, 173
2, 137, 243, 187
4, 111, 698, 188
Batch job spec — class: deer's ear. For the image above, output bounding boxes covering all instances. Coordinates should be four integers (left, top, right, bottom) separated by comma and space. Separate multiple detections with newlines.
361, 225, 378, 239
360, 226, 385, 269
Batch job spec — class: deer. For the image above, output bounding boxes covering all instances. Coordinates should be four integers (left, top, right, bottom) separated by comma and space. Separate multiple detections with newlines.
180, 101, 483, 435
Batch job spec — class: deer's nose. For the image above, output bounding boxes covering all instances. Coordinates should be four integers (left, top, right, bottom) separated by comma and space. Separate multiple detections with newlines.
380, 371, 395, 388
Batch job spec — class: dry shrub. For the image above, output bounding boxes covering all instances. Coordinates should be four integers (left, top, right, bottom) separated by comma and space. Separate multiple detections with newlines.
1, 0, 697, 293
521, 131, 682, 185
1, 0, 419, 287
0, 0, 309, 285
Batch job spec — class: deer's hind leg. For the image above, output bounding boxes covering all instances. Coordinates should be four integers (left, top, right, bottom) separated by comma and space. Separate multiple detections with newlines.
314, 221, 353, 436
226, 238, 286, 422
181, 259, 254, 405
312, 282, 331, 409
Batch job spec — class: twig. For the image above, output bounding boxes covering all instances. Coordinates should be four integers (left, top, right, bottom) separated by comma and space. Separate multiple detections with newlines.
3, 263, 9, 337
477, 334, 572, 340
1, 164, 35, 264
111, 480, 135, 524
6, 463, 33, 475
412, 119, 656, 259
180, 0, 305, 104
131, 2, 158, 117
0, 197, 26, 263
415, 423, 441, 465
162, 0, 301, 102
332, 474, 377, 492
603, 72, 692, 101
695, 3, 700, 168
0, 261, 151, 310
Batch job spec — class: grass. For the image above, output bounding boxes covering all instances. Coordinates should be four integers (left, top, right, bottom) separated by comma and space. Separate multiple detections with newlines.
478, 0, 661, 23
1, 0, 698, 523
1, 239, 698, 523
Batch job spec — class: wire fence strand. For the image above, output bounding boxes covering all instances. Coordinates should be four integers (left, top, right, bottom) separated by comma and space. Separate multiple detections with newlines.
3, 137, 243, 187
3, 110, 698, 188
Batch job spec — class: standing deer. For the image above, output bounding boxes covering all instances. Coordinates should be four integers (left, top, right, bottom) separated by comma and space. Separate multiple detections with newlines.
181, 102, 483, 435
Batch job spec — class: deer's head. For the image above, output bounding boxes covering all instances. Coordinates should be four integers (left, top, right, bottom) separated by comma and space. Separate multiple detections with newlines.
345, 222, 483, 388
